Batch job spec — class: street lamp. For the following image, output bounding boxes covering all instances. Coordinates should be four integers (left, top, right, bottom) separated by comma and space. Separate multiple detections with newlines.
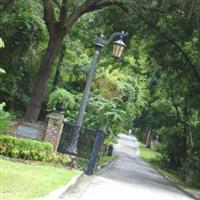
112, 38, 126, 58
67, 31, 128, 155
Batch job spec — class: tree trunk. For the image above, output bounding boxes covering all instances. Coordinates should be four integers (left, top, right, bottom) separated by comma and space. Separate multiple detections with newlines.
145, 130, 151, 148
25, 37, 63, 121
51, 44, 66, 91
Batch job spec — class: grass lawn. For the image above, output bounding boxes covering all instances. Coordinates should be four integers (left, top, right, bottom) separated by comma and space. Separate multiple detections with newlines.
139, 144, 200, 199
98, 155, 117, 166
0, 157, 80, 200
139, 144, 161, 164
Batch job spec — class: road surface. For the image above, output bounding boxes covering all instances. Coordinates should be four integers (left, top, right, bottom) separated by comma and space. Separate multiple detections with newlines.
60, 134, 194, 200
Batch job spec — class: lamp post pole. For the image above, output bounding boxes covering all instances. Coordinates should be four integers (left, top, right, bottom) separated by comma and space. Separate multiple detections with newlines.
67, 31, 128, 155
66, 35, 104, 154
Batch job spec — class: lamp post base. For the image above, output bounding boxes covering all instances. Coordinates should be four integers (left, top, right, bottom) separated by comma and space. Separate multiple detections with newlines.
66, 145, 78, 156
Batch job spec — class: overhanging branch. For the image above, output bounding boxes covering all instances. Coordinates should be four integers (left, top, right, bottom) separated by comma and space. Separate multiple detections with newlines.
134, 10, 200, 84
66, 0, 127, 30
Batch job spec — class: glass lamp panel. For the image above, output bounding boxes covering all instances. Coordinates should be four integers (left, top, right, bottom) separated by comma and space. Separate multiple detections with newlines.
114, 45, 124, 58
115, 45, 120, 57
112, 44, 117, 57
118, 46, 124, 57
112, 44, 120, 58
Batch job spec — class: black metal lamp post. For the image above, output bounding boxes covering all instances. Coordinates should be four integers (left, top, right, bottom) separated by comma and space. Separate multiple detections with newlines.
67, 31, 128, 155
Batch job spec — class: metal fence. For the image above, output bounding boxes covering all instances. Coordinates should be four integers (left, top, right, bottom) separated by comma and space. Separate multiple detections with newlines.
57, 123, 104, 175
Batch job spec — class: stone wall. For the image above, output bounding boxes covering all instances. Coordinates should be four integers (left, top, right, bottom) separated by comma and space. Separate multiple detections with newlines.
11, 120, 46, 140
43, 113, 64, 151
11, 112, 64, 152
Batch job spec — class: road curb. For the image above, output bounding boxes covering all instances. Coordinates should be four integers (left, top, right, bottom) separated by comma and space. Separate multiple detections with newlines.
141, 158, 199, 200
37, 171, 84, 200
155, 168, 199, 200
96, 156, 118, 175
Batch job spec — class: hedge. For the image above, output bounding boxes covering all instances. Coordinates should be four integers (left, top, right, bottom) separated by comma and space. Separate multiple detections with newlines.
0, 135, 53, 161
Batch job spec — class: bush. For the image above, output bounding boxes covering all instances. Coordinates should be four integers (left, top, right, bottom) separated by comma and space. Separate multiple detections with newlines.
151, 141, 163, 153
0, 135, 74, 167
74, 157, 88, 171
0, 135, 53, 161
183, 152, 200, 187
49, 153, 73, 166
0, 103, 11, 135
0, 37, 4, 48
48, 88, 75, 112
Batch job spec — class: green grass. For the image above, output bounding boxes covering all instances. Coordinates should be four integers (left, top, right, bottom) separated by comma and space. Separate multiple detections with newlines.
0, 157, 80, 200
98, 155, 117, 166
139, 144, 200, 199
139, 144, 161, 164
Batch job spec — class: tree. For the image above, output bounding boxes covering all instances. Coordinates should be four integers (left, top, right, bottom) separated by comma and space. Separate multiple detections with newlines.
24, 0, 125, 121
0, 0, 47, 114
0, 38, 5, 74
0, 38, 11, 134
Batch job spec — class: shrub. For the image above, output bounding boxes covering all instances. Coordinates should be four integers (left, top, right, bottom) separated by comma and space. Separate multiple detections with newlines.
0, 103, 11, 135
0, 135, 74, 167
0, 37, 4, 48
74, 157, 88, 171
151, 141, 163, 153
183, 153, 200, 187
48, 88, 75, 112
0, 135, 53, 161
49, 153, 73, 166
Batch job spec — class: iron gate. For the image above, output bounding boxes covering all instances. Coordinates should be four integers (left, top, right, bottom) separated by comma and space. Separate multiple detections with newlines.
57, 123, 104, 175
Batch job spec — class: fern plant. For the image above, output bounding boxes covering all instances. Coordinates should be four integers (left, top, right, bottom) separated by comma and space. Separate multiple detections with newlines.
47, 88, 75, 112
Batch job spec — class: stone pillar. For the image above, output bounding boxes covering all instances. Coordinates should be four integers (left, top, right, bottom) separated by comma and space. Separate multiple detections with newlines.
44, 112, 64, 152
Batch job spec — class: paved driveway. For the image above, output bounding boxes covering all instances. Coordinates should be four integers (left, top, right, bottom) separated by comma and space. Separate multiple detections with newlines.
60, 134, 194, 200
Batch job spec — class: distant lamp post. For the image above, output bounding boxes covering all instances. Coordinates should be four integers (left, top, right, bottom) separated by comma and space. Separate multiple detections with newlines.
67, 31, 128, 155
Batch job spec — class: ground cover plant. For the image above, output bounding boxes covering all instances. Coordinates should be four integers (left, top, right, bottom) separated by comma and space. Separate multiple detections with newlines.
0, 157, 80, 200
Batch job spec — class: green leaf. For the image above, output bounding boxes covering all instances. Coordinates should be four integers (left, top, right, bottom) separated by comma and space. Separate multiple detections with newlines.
0, 68, 6, 74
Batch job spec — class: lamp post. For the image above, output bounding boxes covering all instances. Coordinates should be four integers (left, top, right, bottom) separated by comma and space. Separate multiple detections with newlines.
67, 31, 128, 155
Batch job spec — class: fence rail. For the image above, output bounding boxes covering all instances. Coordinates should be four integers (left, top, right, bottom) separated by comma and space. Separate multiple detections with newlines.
58, 123, 104, 175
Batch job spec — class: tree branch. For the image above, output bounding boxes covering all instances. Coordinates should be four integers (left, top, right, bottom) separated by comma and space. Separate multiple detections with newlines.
59, 0, 68, 25
42, 0, 57, 35
52, 0, 62, 9
172, 99, 185, 124
66, 0, 126, 30
135, 12, 200, 85
172, 96, 194, 148
66, 0, 99, 29
169, 85, 185, 124
81, 1, 127, 14
141, 5, 167, 14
